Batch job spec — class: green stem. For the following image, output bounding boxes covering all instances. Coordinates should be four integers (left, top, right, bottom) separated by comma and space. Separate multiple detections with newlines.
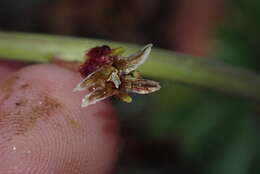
0, 31, 260, 102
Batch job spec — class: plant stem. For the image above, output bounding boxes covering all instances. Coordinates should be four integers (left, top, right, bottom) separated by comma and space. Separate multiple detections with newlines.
0, 31, 260, 102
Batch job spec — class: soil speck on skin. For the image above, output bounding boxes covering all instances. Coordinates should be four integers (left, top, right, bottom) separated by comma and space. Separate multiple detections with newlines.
64, 115, 78, 127
19, 83, 30, 90
63, 114, 82, 132
29, 95, 62, 123
0, 94, 63, 136
15, 98, 28, 107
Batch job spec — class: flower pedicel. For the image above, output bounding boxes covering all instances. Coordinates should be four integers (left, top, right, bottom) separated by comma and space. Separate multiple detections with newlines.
73, 44, 161, 107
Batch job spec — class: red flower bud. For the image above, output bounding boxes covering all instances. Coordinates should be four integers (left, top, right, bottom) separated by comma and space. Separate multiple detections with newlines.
79, 45, 113, 77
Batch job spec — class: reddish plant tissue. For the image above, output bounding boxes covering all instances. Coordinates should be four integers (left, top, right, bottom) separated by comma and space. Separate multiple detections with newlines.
79, 45, 113, 77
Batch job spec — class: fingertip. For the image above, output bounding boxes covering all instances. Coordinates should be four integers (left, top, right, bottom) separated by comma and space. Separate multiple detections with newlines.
0, 64, 120, 174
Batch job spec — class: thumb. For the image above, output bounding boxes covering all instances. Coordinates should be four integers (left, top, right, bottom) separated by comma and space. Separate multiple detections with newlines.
0, 64, 119, 174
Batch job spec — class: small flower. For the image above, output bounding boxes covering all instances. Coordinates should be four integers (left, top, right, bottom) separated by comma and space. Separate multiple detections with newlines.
73, 44, 161, 107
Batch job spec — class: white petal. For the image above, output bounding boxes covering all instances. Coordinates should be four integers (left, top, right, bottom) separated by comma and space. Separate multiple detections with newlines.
81, 94, 108, 107
81, 92, 96, 107
72, 68, 102, 92
123, 44, 153, 74
73, 79, 88, 92
81, 89, 112, 107
125, 78, 161, 94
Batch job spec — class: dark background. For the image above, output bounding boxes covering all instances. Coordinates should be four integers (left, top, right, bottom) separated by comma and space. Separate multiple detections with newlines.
1, 0, 260, 173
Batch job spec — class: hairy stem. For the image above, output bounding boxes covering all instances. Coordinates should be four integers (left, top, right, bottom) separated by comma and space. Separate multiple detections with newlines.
0, 31, 260, 102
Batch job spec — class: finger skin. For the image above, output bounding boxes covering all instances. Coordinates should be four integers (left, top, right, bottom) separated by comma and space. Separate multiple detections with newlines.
0, 60, 28, 84
0, 64, 120, 174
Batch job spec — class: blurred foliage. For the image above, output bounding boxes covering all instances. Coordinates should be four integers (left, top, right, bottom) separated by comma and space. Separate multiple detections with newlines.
115, 1, 260, 174
116, 81, 259, 174
214, 0, 260, 71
